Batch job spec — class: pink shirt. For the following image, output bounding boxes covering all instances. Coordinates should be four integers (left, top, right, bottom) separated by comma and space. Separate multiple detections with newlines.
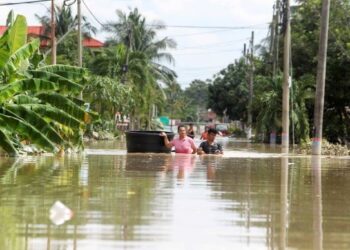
170, 136, 196, 154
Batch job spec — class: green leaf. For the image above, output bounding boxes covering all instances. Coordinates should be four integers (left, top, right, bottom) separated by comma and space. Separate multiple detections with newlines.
0, 78, 58, 104
6, 10, 14, 27
12, 94, 41, 104
4, 105, 65, 146
36, 93, 94, 123
2, 39, 40, 78
38, 64, 88, 82
23, 104, 82, 128
29, 70, 83, 93
8, 15, 27, 54
0, 113, 57, 153
0, 128, 18, 156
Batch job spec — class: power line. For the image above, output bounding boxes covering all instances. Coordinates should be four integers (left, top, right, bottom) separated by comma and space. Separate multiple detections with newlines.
176, 65, 228, 71
169, 29, 234, 38
81, 0, 106, 27
173, 48, 242, 56
147, 23, 267, 30
177, 38, 248, 50
0, 0, 50, 6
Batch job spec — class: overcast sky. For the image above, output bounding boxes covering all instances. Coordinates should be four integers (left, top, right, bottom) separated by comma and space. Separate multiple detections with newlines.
0, 0, 292, 88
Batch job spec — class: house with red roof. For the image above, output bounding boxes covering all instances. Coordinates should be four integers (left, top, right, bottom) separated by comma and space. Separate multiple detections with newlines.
0, 25, 104, 48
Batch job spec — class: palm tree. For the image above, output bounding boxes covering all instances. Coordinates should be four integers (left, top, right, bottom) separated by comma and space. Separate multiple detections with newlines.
35, 3, 97, 64
103, 8, 177, 129
36, 3, 97, 39
254, 73, 313, 144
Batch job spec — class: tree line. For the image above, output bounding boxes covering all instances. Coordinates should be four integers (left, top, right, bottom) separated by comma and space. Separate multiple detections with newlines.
208, 0, 349, 145
1, 0, 349, 155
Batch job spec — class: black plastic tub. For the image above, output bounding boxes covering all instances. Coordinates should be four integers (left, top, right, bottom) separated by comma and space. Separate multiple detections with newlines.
125, 131, 175, 153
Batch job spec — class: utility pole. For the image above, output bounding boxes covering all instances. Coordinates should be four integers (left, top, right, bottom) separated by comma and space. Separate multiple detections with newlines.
247, 31, 254, 140
77, 0, 82, 67
282, 0, 291, 154
51, 0, 56, 64
77, 0, 83, 99
273, 0, 281, 77
312, 0, 331, 155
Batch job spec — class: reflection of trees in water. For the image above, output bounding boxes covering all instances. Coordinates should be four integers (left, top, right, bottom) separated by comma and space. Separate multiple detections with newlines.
0, 155, 84, 250
207, 156, 350, 249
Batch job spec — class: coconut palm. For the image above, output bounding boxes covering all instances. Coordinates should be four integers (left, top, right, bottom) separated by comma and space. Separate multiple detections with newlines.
254, 73, 313, 143
35, 3, 97, 39
35, 3, 97, 64
102, 8, 177, 129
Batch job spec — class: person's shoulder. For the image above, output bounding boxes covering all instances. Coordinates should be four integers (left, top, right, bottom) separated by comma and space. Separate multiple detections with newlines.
186, 136, 195, 142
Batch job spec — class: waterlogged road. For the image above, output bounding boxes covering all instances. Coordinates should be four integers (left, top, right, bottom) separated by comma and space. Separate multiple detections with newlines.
1, 139, 350, 249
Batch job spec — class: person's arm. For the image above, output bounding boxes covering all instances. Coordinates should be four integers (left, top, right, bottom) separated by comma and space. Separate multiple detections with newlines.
215, 143, 223, 155
190, 138, 197, 154
197, 142, 206, 155
160, 132, 172, 148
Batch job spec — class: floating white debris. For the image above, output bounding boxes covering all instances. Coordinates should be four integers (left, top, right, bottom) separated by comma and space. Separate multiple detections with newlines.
49, 201, 73, 225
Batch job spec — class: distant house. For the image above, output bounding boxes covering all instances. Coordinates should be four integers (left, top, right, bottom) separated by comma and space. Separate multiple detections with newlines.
0, 25, 104, 48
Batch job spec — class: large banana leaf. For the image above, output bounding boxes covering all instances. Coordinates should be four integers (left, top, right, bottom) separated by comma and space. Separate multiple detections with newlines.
0, 50, 10, 74
0, 78, 58, 103
12, 94, 41, 104
8, 15, 27, 54
4, 105, 65, 146
36, 93, 93, 123
29, 70, 83, 93
0, 129, 18, 156
22, 104, 82, 128
1, 39, 40, 79
0, 114, 57, 152
38, 65, 88, 83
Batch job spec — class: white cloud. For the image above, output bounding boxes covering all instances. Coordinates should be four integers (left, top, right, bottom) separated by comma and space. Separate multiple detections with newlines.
0, 0, 278, 88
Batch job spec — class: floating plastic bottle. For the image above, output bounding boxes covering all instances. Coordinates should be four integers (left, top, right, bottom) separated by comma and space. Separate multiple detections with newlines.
49, 201, 73, 225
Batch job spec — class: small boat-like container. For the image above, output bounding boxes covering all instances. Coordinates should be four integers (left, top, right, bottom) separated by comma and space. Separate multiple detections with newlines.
126, 131, 175, 153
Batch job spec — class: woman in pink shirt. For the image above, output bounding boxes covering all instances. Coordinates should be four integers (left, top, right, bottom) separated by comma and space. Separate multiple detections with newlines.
160, 125, 197, 154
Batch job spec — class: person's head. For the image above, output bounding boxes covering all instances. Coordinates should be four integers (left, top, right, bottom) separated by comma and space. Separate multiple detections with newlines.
204, 126, 209, 131
177, 125, 187, 138
207, 128, 218, 142
189, 123, 193, 128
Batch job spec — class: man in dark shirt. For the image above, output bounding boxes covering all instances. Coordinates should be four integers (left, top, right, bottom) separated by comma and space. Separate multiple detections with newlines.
197, 128, 223, 155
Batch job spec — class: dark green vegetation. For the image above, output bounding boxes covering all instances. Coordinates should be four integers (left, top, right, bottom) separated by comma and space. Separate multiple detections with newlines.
207, 0, 349, 145
0, 13, 94, 156
1, 0, 349, 155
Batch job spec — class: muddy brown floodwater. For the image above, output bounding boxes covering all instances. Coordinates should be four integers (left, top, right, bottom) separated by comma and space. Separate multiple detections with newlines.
0, 138, 350, 249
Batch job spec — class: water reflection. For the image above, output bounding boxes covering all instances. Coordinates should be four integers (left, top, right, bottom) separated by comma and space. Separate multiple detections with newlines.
312, 156, 323, 250
0, 148, 350, 249
280, 157, 289, 250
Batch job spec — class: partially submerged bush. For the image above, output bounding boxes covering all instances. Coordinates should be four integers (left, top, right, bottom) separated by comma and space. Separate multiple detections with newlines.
295, 139, 349, 156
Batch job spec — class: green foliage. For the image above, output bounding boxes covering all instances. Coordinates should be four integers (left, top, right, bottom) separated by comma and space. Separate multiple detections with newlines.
102, 8, 176, 129
35, 3, 97, 65
84, 75, 134, 119
291, 0, 350, 143
208, 59, 248, 121
0, 13, 94, 155
228, 127, 246, 138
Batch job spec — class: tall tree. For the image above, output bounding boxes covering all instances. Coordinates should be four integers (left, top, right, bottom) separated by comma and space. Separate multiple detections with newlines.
103, 8, 177, 129
292, 0, 350, 144
36, 3, 97, 64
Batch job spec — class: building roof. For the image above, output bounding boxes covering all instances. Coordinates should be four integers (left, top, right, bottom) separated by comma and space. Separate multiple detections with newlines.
83, 37, 104, 48
0, 25, 104, 48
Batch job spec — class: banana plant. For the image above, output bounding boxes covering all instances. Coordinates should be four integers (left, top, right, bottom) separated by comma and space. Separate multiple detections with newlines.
0, 13, 96, 156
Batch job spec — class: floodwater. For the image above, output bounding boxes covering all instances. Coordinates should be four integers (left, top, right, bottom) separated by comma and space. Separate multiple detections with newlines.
1, 139, 350, 250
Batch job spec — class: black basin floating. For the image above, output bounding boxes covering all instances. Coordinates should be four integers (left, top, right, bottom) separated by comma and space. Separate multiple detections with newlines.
126, 131, 175, 153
